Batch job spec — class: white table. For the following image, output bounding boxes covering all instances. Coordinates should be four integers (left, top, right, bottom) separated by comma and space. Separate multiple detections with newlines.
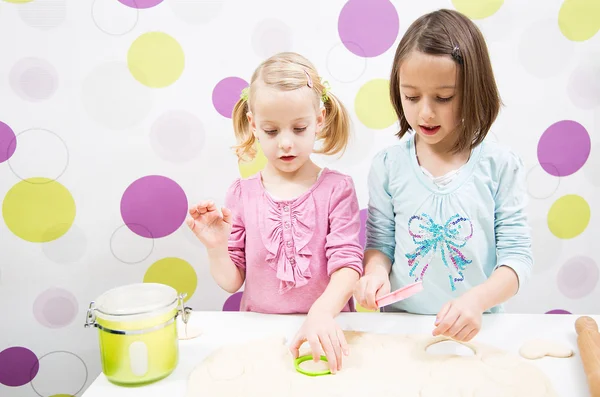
82, 311, 597, 396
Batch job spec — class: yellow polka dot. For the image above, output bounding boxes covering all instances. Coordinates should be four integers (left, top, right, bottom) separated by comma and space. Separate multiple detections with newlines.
558, 0, 600, 42
144, 257, 197, 302
127, 32, 185, 88
547, 195, 591, 239
3, 0, 34, 3
452, 0, 504, 19
356, 301, 379, 313
354, 79, 396, 130
238, 142, 267, 178
2, 178, 76, 243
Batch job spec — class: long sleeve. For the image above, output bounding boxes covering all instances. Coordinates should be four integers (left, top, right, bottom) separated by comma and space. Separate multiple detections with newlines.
224, 179, 246, 269
365, 150, 396, 264
325, 176, 364, 277
493, 151, 533, 290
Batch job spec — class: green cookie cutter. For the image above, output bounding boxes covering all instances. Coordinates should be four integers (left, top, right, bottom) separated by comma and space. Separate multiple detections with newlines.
294, 355, 331, 377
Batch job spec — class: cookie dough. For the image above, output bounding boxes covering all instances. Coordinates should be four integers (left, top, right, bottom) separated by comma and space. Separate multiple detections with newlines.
185, 331, 559, 397
519, 339, 574, 360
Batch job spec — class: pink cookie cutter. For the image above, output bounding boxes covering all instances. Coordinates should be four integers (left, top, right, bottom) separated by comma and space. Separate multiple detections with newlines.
375, 281, 424, 308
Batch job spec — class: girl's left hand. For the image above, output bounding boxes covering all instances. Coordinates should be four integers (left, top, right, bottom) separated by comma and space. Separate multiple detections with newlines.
432, 294, 484, 342
288, 311, 349, 374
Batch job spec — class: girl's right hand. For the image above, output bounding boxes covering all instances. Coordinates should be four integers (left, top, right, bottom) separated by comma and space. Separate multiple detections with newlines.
185, 200, 232, 249
353, 269, 391, 311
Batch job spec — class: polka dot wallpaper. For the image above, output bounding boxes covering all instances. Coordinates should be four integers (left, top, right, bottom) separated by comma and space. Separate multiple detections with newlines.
0, 0, 598, 394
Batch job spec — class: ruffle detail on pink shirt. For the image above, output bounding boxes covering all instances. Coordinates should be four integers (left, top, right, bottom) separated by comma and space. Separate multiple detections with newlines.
258, 190, 316, 294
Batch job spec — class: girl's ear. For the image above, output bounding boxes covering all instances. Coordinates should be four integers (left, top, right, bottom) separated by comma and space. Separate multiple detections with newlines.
247, 111, 257, 138
316, 107, 326, 134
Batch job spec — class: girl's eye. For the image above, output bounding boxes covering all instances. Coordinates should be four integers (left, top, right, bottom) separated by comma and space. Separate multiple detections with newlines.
264, 129, 277, 135
294, 127, 307, 133
437, 96, 454, 102
404, 95, 418, 102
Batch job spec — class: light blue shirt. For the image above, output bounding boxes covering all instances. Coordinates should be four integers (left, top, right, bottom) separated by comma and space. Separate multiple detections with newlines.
365, 133, 533, 314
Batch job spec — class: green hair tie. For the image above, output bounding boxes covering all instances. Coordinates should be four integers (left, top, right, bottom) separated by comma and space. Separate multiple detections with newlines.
240, 87, 249, 102
321, 80, 331, 103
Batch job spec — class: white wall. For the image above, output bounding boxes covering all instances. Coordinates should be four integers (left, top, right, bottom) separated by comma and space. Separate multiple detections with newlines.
0, 0, 598, 394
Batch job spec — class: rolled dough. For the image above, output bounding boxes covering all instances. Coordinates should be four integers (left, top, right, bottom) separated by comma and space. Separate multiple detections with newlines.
185, 331, 558, 397
519, 339, 574, 360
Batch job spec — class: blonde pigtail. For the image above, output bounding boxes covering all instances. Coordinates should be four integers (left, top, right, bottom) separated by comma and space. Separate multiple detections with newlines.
231, 90, 257, 162
316, 89, 351, 157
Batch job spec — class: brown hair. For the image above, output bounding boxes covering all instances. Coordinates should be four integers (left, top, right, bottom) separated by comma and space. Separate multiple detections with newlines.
231, 52, 351, 161
389, 8, 502, 152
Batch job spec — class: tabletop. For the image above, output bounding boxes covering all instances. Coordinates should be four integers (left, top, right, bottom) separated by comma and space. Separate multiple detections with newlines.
82, 311, 597, 397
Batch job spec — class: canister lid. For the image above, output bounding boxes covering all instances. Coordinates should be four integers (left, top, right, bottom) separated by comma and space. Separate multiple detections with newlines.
94, 283, 178, 316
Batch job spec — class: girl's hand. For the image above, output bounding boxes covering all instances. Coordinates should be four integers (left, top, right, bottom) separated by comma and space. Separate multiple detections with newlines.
288, 311, 349, 374
432, 294, 484, 342
185, 200, 232, 249
353, 269, 390, 311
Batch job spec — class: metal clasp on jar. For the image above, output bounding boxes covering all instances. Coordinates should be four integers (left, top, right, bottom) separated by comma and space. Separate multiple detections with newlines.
177, 293, 192, 324
84, 301, 96, 329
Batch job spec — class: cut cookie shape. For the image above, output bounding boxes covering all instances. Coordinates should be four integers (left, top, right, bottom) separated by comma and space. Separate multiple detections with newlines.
519, 339, 574, 360
177, 314, 202, 340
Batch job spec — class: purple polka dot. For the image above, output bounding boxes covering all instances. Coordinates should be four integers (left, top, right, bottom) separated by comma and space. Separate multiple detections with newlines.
0, 121, 16, 164
338, 0, 399, 58
359, 208, 367, 248
545, 309, 572, 314
118, 0, 163, 9
212, 77, 248, 118
0, 347, 39, 387
557, 256, 598, 299
120, 175, 188, 238
33, 288, 78, 328
223, 291, 243, 311
537, 120, 591, 177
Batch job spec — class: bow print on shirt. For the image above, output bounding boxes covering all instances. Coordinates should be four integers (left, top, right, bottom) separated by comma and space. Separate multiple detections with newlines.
405, 213, 474, 291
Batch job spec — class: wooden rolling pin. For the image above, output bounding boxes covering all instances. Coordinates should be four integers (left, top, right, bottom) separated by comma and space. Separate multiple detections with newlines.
576, 316, 600, 397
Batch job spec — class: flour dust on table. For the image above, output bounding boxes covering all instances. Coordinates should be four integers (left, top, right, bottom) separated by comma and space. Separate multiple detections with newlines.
184, 331, 558, 396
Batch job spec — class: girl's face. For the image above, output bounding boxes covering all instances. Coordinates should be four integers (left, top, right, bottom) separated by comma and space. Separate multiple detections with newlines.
247, 85, 325, 174
398, 50, 462, 148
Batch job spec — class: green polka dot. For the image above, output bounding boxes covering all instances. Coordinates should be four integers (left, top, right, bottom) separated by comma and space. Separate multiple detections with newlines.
238, 143, 267, 178
144, 257, 197, 302
452, 0, 504, 19
356, 301, 379, 313
547, 195, 591, 239
128, 32, 185, 88
2, 178, 76, 243
558, 0, 600, 42
354, 79, 396, 130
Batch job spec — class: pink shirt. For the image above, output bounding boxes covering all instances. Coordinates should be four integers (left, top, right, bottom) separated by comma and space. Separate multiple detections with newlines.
225, 168, 364, 314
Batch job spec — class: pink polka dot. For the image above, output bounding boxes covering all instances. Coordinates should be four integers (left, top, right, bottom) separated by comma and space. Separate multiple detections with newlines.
537, 120, 591, 177
118, 0, 163, 9
120, 175, 188, 238
0, 346, 39, 387
9, 57, 58, 102
545, 309, 571, 314
212, 77, 248, 118
557, 256, 598, 299
359, 208, 367, 248
338, 0, 399, 58
223, 291, 243, 311
0, 121, 16, 164
33, 288, 78, 328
